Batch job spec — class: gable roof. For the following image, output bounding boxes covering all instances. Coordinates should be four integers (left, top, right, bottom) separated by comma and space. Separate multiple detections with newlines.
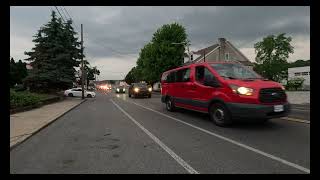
187, 39, 253, 66
226, 41, 252, 64
193, 44, 220, 62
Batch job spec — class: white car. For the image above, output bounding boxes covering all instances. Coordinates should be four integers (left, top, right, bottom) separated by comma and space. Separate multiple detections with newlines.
64, 88, 96, 98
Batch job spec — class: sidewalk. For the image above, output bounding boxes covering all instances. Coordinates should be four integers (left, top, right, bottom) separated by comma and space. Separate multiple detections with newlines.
10, 98, 86, 149
286, 91, 310, 105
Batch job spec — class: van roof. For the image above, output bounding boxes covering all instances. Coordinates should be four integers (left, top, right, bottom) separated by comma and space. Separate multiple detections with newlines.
163, 61, 239, 74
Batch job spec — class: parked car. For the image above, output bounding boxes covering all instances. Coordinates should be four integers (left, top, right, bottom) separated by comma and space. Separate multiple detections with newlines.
128, 83, 152, 98
64, 88, 96, 98
153, 82, 161, 92
160, 62, 290, 126
115, 86, 126, 93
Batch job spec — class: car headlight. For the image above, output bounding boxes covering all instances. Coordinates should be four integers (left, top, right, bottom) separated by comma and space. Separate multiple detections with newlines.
134, 88, 139, 92
148, 87, 152, 92
117, 88, 119, 91
230, 85, 254, 96
123, 88, 125, 91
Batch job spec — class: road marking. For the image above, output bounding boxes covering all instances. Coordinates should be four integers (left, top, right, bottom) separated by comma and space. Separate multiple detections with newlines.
281, 117, 310, 124
110, 99, 199, 174
291, 108, 310, 112
127, 100, 310, 174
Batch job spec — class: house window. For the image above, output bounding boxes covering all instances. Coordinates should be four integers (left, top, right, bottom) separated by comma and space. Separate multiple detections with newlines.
225, 53, 230, 60
294, 72, 302, 76
301, 72, 309, 76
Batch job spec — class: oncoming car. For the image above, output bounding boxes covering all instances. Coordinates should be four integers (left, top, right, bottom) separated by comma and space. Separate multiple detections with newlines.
161, 62, 290, 126
64, 88, 96, 98
115, 86, 126, 93
128, 83, 152, 98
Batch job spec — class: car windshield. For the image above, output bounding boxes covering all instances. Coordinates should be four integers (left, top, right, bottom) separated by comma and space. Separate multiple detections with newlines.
135, 83, 147, 87
210, 63, 262, 80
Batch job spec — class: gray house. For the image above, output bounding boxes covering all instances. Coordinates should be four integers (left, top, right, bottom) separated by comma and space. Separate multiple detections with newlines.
185, 38, 253, 69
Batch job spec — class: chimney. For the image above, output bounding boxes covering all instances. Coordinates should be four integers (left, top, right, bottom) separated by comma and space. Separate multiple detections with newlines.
219, 38, 226, 61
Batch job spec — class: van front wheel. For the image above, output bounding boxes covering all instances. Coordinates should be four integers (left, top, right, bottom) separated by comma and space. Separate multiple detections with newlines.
209, 103, 232, 127
166, 97, 175, 112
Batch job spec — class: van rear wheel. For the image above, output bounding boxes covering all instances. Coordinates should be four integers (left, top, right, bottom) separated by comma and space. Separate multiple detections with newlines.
209, 103, 232, 127
166, 97, 175, 112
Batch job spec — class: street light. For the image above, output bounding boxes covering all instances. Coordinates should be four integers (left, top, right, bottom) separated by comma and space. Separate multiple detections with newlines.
171, 40, 191, 63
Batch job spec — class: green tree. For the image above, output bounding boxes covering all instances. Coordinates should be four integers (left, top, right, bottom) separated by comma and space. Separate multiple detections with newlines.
10, 58, 28, 87
254, 33, 294, 82
134, 23, 187, 84
287, 59, 310, 68
124, 67, 138, 85
85, 66, 100, 89
24, 11, 82, 92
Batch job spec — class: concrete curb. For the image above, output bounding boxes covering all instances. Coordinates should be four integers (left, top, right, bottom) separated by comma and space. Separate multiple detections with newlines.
10, 98, 88, 151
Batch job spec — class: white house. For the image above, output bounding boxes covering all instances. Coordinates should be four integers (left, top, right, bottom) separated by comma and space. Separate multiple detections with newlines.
288, 66, 310, 90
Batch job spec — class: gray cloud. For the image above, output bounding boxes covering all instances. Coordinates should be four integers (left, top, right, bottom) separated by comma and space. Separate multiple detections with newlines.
10, 6, 310, 80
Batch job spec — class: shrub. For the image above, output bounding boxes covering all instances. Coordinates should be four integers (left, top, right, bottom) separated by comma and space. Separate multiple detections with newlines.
285, 78, 305, 91
10, 89, 48, 109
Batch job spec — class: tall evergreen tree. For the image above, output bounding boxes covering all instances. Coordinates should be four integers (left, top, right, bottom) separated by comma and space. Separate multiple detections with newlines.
24, 11, 82, 92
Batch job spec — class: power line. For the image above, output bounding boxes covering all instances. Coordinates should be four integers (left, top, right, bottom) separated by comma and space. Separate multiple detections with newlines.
54, 6, 66, 22
62, 6, 73, 20
59, 6, 69, 21
61, 6, 81, 33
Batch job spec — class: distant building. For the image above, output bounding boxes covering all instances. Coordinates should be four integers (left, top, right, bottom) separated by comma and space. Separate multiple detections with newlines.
288, 66, 310, 90
184, 38, 253, 70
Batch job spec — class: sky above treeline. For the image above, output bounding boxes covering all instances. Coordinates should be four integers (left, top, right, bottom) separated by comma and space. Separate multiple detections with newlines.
10, 6, 310, 80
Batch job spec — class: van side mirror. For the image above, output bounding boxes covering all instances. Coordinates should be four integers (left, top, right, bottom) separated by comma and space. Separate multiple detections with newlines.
204, 76, 221, 87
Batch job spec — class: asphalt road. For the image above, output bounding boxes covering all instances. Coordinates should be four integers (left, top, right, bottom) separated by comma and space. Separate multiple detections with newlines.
10, 91, 310, 174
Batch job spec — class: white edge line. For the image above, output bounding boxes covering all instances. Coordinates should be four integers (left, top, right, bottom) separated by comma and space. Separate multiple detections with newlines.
128, 100, 310, 174
281, 117, 310, 124
110, 99, 199, 174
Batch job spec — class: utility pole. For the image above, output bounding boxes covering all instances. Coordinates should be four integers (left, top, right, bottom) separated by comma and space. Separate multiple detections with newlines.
203, 49, 206, 62
81, 24, 84, 99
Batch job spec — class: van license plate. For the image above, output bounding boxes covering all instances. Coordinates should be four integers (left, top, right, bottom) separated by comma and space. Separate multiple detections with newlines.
274, 105, 284, 112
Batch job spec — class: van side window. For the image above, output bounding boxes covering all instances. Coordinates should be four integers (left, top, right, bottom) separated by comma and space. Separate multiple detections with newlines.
176, 68, 190, 82
182, 68, 190, 82
167, 71, 176, 83
195, 66, 215, 85
161, 73, 168, 82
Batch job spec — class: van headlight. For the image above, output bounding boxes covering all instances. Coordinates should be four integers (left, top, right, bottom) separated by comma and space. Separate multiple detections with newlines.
134, 88, 139, 92
230, 85, 254, 96
123, 88, 125, 91
148, 87, 152, 92
117, 88, 120, 92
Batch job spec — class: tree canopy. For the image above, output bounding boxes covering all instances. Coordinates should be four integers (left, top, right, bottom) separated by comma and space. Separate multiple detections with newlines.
125, 23, 188, 85
253, 33, 294, 82
24, 11, 82, 92
10, 58, 28, 87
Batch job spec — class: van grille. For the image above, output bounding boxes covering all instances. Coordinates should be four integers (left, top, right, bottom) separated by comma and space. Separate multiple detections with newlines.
259, 88, 286, 103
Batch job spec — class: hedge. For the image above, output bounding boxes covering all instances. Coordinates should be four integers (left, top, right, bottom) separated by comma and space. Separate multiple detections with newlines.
10, 89, 51, 109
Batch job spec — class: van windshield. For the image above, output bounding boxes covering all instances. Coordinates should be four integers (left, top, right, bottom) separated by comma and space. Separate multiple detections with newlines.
210, 63, 262, 80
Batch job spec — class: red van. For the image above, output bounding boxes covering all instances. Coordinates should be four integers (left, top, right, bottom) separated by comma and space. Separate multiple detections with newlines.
161, 62, 290, 126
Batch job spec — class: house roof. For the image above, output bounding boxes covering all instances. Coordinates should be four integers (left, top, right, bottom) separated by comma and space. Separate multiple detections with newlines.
238, 60, 253, 66
187, 39, 254, 66
193, 44, 220, 62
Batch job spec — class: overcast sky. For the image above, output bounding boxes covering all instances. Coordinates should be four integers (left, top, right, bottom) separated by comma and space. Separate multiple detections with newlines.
10, 6, 310, 80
